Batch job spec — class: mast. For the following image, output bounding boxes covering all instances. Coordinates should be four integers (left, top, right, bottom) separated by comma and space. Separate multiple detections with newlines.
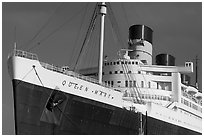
98, 2, 106, 84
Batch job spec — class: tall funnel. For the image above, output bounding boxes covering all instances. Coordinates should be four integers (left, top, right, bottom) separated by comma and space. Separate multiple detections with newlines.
128, 25, 153, 65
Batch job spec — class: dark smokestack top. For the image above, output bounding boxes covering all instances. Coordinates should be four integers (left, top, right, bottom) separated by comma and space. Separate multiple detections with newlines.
129, 25, 153, 44
156, 54, 175, 66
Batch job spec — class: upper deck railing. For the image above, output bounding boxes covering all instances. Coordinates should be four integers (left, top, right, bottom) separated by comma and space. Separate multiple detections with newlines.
9, 49, 114, 89
8, 49, 38, 60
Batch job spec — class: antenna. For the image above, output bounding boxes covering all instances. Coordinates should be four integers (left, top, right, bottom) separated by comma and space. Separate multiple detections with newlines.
14, 26, 17, 50
195, 55, 199, 89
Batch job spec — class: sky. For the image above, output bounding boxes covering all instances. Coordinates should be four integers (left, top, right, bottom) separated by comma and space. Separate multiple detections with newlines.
2, 2, 202, 134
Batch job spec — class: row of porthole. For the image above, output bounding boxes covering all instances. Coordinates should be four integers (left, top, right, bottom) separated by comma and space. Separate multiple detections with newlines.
106, 70, 141, 75
104, 61, 139, 66
104, 80, 147, 88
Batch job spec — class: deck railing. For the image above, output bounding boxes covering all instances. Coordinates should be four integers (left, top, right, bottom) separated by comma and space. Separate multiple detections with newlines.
10, 49, 113, 89
8, 49, 38, 60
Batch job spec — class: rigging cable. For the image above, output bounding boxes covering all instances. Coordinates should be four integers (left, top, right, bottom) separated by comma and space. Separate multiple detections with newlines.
73, 3, 99, 71
20, 3, 63, 49
121, 3, 130, 27
68, 3, 89, 67
106, 3, 127, 49
121, 62, 143, 103
27, 4, 88, 52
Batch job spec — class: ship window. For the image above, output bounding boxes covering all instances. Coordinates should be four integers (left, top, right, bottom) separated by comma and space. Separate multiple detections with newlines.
113, 62, 116, 65
128, 70, 132, 73
111, 81, 114, 86
133, 81, 136, 87
120, 71, 123, 74
132, 62, 134, 64
157, 83, 159, 89
125, 61, 128, 64
138, 71, 141, 74
181, 98, 184, 103
115, 71, 118, 74
189, 102, 192, 107
117, 81, 121, 83
125, 81, 128, 87
148, 82, 151, 88
136, 62, 138, 65
109, 71, 112, 74
128, 61, 131, 64
105, 63, 107, 66
108, 81, 110, 85
121, 61, 124, 64
129, 81, 132, 87
184, 99, 188, 106
102, 72, 104, 75
110, 62, 112, 65
141, 81, 144, 88
163, 96, 166, 100
117, 61, 120, 65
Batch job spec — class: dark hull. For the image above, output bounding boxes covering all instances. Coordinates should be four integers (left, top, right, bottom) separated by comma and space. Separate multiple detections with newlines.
12, 79, 201, 135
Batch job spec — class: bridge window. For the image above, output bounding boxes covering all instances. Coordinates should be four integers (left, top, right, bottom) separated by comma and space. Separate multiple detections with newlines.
125, 81, 128, 87
133, 81, 136, 87
117, 61, 120, 65
113, 62, 116, 65
115, 71, 118, 74
132, 62, 134, 64
135, 62, 138, 65
129, 81, 132, 87
120, 71, 123, 74
109, 71, 112, 74
111, 81, 114, 87
141, 81, 144, 88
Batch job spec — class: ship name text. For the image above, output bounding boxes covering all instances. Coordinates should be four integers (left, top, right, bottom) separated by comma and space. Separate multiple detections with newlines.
62, 80, 114, 99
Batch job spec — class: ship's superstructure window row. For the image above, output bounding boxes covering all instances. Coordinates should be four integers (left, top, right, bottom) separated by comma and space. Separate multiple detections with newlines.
124, 93, 171, 101
104, 70, 172, 77
104, 80, 172, 91
104, 61, 139, 66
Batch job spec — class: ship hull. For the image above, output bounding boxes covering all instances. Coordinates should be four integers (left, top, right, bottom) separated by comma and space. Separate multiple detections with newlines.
12, 79, 200, 135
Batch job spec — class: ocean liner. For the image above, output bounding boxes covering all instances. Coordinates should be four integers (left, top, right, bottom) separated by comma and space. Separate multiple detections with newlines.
7, 2, 202, 135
